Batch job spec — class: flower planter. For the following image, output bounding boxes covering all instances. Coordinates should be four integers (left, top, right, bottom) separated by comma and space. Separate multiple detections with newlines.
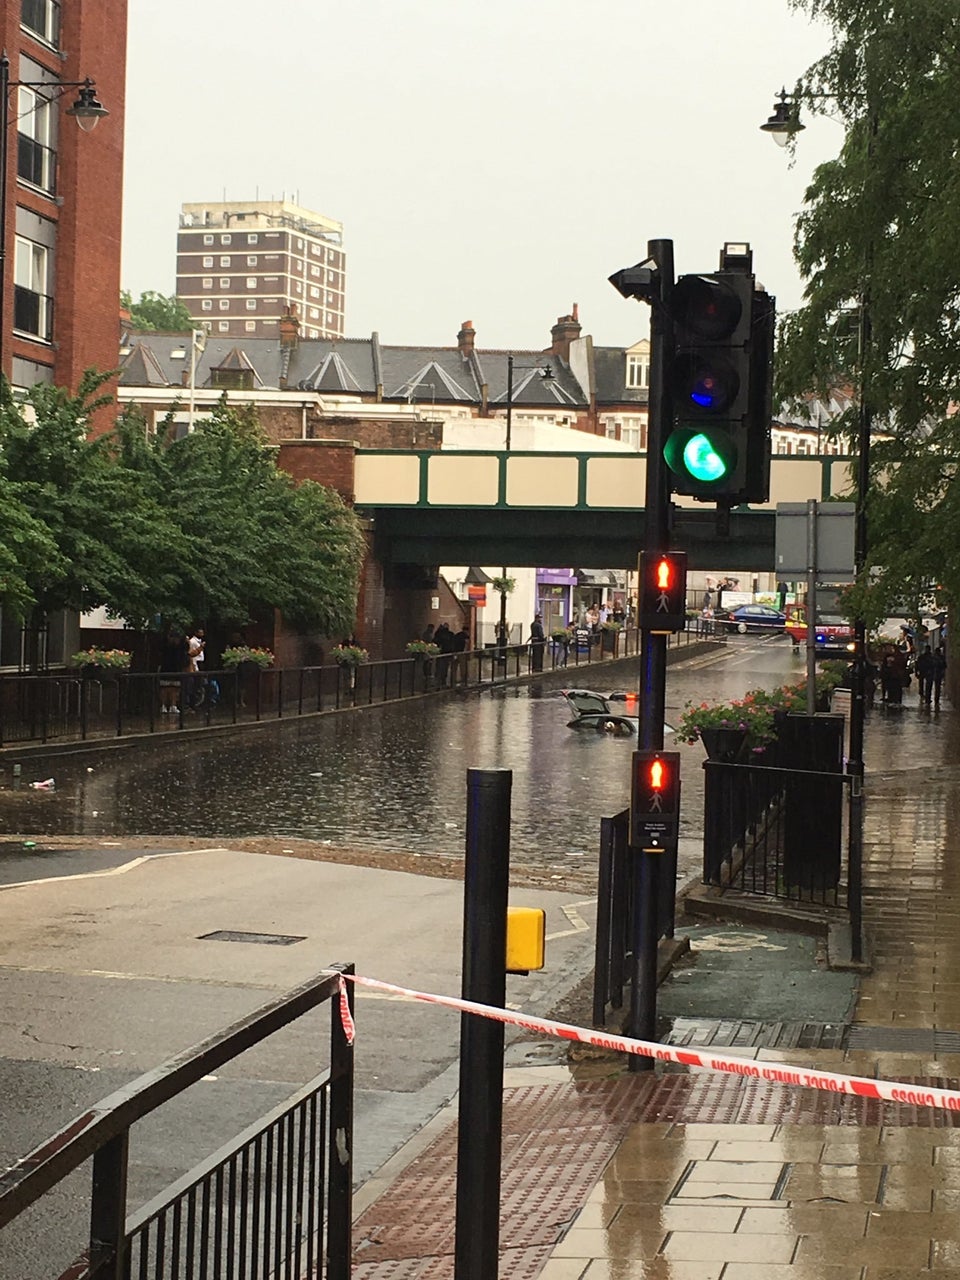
699, 727, 749, 762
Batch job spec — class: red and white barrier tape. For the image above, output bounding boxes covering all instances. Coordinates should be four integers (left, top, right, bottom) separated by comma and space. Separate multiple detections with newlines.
333, 971, 960, 1114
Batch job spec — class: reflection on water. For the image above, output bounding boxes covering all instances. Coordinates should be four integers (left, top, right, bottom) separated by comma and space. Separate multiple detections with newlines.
5, 637, 950, 869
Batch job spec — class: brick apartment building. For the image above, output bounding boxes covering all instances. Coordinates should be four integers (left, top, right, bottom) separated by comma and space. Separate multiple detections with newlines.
176, 199, 346, 342
0, 0, 126, 397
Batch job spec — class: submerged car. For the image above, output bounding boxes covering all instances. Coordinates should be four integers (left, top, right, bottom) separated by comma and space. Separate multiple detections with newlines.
561, 689, 638, 734
717, 604, 787, 634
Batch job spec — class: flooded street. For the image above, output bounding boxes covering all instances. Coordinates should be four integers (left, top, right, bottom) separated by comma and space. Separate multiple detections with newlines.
1, 634, 945, 870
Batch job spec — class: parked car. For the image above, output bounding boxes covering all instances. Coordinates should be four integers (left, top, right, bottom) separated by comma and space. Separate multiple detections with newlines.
717, 604, 787, 634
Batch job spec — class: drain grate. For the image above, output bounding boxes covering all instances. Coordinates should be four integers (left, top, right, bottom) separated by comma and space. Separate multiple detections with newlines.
844, 1025, 960, 1053
199, 929, 306, 946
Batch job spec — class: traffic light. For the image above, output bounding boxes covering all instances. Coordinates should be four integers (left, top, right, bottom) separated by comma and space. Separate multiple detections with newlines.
638, 550, 688, 632
630, 750, 681, 852
664, 247, 775, 505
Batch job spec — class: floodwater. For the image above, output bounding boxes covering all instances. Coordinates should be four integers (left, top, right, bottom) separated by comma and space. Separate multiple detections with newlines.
2, 635, 946, 868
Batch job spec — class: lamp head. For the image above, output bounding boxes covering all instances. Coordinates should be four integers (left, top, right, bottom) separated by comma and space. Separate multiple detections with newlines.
760, 88, 804, 147
67, 81, 109, 132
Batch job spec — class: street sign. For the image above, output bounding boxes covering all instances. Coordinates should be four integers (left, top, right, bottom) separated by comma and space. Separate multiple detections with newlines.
775, 502, 856, 580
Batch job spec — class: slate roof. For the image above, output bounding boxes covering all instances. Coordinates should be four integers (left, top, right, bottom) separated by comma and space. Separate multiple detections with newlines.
117, 329, 635, 414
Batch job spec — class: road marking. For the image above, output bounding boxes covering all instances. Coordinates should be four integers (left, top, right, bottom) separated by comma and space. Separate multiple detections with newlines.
545, 899, 595, 942
0, 847, 233, 892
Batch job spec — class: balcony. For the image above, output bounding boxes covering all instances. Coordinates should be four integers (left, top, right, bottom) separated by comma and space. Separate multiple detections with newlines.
17, 133, 56, 196
13, 285, 53, 342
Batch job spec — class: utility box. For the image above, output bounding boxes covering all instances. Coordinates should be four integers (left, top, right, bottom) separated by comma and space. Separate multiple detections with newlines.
506, 907, 546, 974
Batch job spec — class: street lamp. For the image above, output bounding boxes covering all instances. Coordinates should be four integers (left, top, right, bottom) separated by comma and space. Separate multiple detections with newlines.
0, 53, 108, 376
499, 355, 553, 653
761, 87, 873, 962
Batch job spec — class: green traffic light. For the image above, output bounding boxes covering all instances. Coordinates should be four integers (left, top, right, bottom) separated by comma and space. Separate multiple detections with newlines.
683, 432, 728, 482
663, 426, 738, 492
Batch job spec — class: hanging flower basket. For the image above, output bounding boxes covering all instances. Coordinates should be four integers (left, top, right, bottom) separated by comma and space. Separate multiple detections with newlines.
332, 644, 368, 667
222, 646, 274, 670
491, 575, 516, 595
71, 648, 132, 671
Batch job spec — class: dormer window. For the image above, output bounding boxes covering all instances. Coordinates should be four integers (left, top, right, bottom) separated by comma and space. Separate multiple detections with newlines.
625, 353, 649, 389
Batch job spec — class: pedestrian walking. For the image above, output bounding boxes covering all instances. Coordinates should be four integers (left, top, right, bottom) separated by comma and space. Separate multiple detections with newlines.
452, 625, 469, 685
932, 648, 947, 709
917, 645, 935, 706
435, 622, 455, 686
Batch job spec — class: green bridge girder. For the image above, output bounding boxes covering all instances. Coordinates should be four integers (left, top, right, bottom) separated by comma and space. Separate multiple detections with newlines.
367, 504, 777, 572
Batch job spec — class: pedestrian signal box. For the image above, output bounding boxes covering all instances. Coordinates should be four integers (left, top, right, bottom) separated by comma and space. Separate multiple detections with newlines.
630, 750, 681, 853
506, 906, 546, 975
638, 551, 688, 632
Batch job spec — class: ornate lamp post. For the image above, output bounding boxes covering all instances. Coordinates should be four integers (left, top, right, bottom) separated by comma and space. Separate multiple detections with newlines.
0, 54, 108, 376
761, 87, 875, 962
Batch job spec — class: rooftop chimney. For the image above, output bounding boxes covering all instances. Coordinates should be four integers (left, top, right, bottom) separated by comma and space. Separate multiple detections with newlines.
457, 319, 476, 357
279, 304, 301, 350
550, 303, 581, 360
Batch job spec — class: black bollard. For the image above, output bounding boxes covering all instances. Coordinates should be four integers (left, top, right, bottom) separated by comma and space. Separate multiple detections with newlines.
454, 768, 511, 1280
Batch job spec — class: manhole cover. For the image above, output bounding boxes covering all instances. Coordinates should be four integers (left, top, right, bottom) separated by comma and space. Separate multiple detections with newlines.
199, 929, 306, 946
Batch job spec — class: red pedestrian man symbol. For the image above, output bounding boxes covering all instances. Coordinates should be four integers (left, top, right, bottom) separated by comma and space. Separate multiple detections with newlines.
656, 559, 671, 613
649, 758, 664, 811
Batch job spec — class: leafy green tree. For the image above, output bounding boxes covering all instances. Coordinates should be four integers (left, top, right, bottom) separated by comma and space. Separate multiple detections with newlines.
121, 289, 194, 332
779, 1, 960, 626
0, 376, 180, 638
111, 400, 365, 635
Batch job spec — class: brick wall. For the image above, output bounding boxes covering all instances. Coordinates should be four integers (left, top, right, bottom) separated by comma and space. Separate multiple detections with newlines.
276, 439, 356, 502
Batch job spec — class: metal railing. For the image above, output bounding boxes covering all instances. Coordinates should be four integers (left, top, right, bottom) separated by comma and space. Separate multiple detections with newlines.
592, 809, 676, 1026
702, 759, 846, 907
0, 623, 716, 748
0, 966, 354, 1280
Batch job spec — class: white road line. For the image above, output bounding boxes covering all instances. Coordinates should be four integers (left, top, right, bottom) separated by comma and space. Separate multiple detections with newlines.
545, 899, 595, 942
0, 847, 232, 892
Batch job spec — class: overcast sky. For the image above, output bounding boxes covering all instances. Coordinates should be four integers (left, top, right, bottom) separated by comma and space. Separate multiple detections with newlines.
123, 0, 838, 351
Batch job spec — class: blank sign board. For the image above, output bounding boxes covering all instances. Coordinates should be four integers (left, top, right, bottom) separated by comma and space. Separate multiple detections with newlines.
775, 502, 856, 580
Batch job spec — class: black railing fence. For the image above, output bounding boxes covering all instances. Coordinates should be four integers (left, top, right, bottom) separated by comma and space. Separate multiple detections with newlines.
702, 759, 846, 907
0, 967, 354, 1280
0, 623, 715, 748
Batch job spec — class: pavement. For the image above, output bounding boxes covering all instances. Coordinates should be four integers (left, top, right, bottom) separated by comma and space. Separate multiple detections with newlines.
3, 683, 960, 1277
348, 694, 960, 1278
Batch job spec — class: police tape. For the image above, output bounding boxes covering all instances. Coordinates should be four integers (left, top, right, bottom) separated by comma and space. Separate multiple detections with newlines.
333, 971, 960, 1114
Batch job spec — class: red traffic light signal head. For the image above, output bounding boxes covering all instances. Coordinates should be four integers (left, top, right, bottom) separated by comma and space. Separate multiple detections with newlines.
630, 750, 681, 852
638, 550, 688, 632
672, 275, 744, 343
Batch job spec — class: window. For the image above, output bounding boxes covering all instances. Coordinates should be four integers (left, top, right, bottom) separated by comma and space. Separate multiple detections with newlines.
605, 421, 619, 440
294, 281, 302, 293
219, 277, 229, 288
622, 427, 641, 450
21, 0, 60, 47
17, 86, 55, 194
219, 256, 230, 267
218, 320, 229, 332
309, 308, 319, 319
626, 354, 649, 389
220, 234, 231, 245
246, 277, 256, 288
218, 299, 229, 310
202, 256, 214, 268
326, 292, 336, 306
202, 277, 212, 289
327, 270, 337, 284
310, 265, 320, 277
326, 312, 335, 326
201, 299, 212, 311
296, 238, 303, 249
203, 233, 214, 245
244, 320, 256, 331
245, 299, 256, 310
247, 233, 258, 244
13, 236, 51, 339
246, 255, 257, 266
309, 287, 319, 299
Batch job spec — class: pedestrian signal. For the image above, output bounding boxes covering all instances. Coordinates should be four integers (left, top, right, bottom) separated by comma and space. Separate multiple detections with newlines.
638, 550, 688, 632
630, 750, 681, 852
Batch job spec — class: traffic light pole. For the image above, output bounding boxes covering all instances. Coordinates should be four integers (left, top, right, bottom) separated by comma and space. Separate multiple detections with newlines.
629, 238, 675, 1071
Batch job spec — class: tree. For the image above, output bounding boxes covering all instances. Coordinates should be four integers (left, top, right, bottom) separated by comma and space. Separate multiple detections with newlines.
778, 1, 960, 626
110, 400, 365, 635
121, 289, 194, 332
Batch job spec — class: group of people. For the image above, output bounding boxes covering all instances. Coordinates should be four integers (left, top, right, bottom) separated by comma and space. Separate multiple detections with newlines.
877, 624, 947, 710
158, 624, 212, 714
421, 622, 469, 686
